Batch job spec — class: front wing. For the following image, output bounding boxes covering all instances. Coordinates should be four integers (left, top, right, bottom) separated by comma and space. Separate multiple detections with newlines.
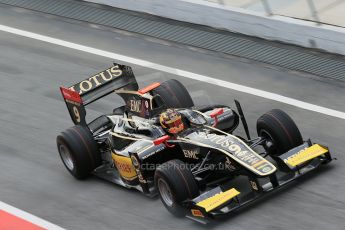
184, 141, 332, 223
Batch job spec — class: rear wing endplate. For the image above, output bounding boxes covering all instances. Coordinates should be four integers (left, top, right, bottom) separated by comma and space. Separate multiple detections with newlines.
60, 63, 138, 126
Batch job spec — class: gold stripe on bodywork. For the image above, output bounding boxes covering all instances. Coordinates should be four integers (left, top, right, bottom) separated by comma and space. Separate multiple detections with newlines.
286, 144, 328, 167
136, 143, 154, 154
110, 132, 152, 142
250, 159, 266, 168
197, 188, 240, 212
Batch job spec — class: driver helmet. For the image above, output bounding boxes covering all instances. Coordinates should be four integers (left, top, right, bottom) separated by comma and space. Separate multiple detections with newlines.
159, 109, 184, 134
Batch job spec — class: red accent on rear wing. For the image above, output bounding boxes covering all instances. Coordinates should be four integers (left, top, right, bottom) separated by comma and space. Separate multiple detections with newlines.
60, 87, 82, 104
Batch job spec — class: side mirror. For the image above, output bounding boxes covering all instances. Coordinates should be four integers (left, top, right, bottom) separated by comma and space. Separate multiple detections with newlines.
210, 108, 224, 127
153, 135, 170, 146
153, 135, 175, 148
210, 108, 224, 118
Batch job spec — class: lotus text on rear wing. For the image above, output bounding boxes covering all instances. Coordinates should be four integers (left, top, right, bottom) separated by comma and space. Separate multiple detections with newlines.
69, 66, 123, 95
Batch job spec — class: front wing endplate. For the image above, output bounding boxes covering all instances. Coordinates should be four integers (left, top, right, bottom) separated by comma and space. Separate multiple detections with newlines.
196, 188, 240, 212
285, 144, 328, 167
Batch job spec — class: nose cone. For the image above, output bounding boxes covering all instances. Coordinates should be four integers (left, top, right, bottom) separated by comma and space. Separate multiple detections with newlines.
184, 131, 277, 176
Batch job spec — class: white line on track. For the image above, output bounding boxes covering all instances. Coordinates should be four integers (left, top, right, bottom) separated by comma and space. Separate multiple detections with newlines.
0, 24, 344, 120
0, 201, 65, 230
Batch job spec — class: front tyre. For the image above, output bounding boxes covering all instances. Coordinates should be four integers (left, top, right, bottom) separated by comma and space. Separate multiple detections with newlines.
56, 125, 101, 179
257, 109, 303, 156
154, 159, 199, 217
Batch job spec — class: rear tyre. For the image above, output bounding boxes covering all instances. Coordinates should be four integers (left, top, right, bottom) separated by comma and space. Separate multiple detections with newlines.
257, 109, 303, 156
56, 125, 101, 179
155, 159, 199, 217
152, 79, 194, 108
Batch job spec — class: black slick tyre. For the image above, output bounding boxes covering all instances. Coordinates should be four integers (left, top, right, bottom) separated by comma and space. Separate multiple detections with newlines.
56, 125, 101, 179
154, 159, 199, 217
257, 109, 303, 156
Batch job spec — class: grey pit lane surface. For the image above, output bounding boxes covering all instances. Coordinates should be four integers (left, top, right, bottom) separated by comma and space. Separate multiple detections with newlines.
0, 5, 344, 230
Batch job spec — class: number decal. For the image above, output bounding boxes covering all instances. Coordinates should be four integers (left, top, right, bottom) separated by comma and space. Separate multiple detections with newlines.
73, 106, 81, 123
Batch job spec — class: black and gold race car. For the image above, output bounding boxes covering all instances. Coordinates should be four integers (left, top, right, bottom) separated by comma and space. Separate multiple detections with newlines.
57, 63, 332, 223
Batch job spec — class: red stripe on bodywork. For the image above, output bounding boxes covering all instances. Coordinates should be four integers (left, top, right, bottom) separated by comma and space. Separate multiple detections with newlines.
138, 82, 160, 94
60, 87, 82, 103
0, 210, 46, 230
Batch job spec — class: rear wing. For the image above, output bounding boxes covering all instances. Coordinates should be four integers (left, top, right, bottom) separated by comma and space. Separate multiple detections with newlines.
60, 63, 138, 126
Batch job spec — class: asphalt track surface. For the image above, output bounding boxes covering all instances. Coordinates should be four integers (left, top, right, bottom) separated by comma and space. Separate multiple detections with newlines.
0, 4, 344, 230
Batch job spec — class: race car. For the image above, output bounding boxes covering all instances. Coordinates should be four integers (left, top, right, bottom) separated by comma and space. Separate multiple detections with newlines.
57, 63, 332, 223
